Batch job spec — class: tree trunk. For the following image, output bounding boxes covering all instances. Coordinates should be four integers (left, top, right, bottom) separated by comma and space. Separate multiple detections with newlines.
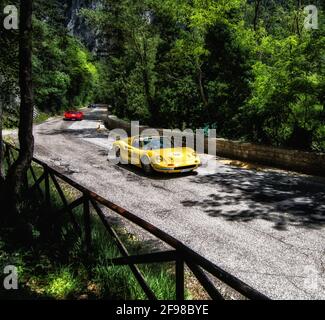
0, 89, 4, 183
253, 0, 262, 31
5, 0, 34, 215
142, 38, 158, 126
295, 0, 302, 37
0, 96, 4, 224
198, 66, 208, 108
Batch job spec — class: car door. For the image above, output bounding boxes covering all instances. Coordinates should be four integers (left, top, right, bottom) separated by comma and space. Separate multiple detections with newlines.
129, 138, 141, 166
118, 140, 129, 163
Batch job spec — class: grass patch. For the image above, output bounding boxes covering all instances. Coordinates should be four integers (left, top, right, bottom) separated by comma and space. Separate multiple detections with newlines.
34, 111, 51, 124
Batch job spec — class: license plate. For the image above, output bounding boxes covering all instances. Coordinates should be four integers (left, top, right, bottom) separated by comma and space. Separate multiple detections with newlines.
181, 169, 193, 173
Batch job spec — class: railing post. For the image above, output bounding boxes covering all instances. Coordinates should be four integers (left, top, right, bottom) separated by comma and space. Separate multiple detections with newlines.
176, 256, 185, 300
83, 193, 92, 253
44, 165, 50, 207
4, 144, 12, 171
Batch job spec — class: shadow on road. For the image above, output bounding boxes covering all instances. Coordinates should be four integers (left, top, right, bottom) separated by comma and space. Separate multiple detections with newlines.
182, 168, 325, 231
41, 127, 107, 139
82, 106, 108, 120
113, 162, 198, 181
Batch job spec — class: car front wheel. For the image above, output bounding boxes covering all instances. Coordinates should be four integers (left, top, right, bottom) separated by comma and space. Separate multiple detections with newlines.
115, 147, 121, 164
141, 156, 153, 175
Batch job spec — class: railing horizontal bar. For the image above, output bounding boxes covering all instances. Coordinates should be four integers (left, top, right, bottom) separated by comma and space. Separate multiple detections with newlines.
54, 196, 84, 217
90, 199, 157, 300
187, 262, 224, 300
109, 250, 177, 266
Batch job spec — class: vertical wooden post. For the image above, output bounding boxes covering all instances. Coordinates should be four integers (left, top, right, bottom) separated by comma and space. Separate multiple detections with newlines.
4, 145, 11, 170
83, 194, 91, 253
44, 165, 50, 207
176, 257, 185, 300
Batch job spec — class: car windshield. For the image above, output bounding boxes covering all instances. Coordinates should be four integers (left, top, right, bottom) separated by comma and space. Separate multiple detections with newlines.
140, 137, 172, 150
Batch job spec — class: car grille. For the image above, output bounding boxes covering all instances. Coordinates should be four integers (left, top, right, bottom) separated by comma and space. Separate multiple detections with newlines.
176, 165, 197, 170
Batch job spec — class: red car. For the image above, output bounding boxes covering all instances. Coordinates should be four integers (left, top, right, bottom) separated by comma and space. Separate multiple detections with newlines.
64, 110, 84, 121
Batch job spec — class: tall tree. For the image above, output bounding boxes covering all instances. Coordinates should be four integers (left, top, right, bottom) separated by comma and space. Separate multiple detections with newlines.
0, 0, 19, 184
5, 0, 34, 215
253, 0, 262, 31
0, 81, 4, 183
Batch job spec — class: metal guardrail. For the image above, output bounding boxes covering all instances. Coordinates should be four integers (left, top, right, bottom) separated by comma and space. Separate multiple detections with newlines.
3, 142, 270, 300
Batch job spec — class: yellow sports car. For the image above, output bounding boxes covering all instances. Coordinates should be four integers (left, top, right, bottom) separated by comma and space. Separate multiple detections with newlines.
112, 136, 201, 174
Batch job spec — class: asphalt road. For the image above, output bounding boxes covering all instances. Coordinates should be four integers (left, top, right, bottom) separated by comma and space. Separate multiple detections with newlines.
27, 107, 325, 300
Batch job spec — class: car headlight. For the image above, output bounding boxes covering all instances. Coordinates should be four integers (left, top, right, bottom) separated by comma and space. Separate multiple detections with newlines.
187, 152, 197, 158
155, 156, 164, 163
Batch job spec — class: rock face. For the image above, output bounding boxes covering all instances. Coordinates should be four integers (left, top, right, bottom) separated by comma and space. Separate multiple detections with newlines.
64, 0, 103, 54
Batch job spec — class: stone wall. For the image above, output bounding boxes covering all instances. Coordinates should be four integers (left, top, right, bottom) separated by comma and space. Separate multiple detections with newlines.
105, 115, 325, 176
206, 138, 325, 176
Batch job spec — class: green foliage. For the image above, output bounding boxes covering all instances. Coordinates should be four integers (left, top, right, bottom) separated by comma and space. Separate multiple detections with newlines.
243, 4, 325, 150
1, 0, 109, 124
32, 17, 101, 113
89, 216, 176, 300
1, 0, 324, 151
0, 0, 20, 128
81, 0, 324, 151
34, 111, 50, 124
45, 268, 83, 299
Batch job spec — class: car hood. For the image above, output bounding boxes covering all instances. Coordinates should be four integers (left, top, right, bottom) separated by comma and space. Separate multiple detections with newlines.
149, 147, 197, 161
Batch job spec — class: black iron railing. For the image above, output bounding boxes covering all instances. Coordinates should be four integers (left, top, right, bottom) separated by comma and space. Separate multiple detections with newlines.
3, 142, 270, 300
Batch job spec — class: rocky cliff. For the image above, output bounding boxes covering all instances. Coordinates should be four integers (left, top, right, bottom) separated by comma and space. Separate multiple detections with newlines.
64, 0, 103, 54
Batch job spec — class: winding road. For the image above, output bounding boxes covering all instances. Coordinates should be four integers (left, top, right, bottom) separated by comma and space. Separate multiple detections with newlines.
18, 107, 325, 299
